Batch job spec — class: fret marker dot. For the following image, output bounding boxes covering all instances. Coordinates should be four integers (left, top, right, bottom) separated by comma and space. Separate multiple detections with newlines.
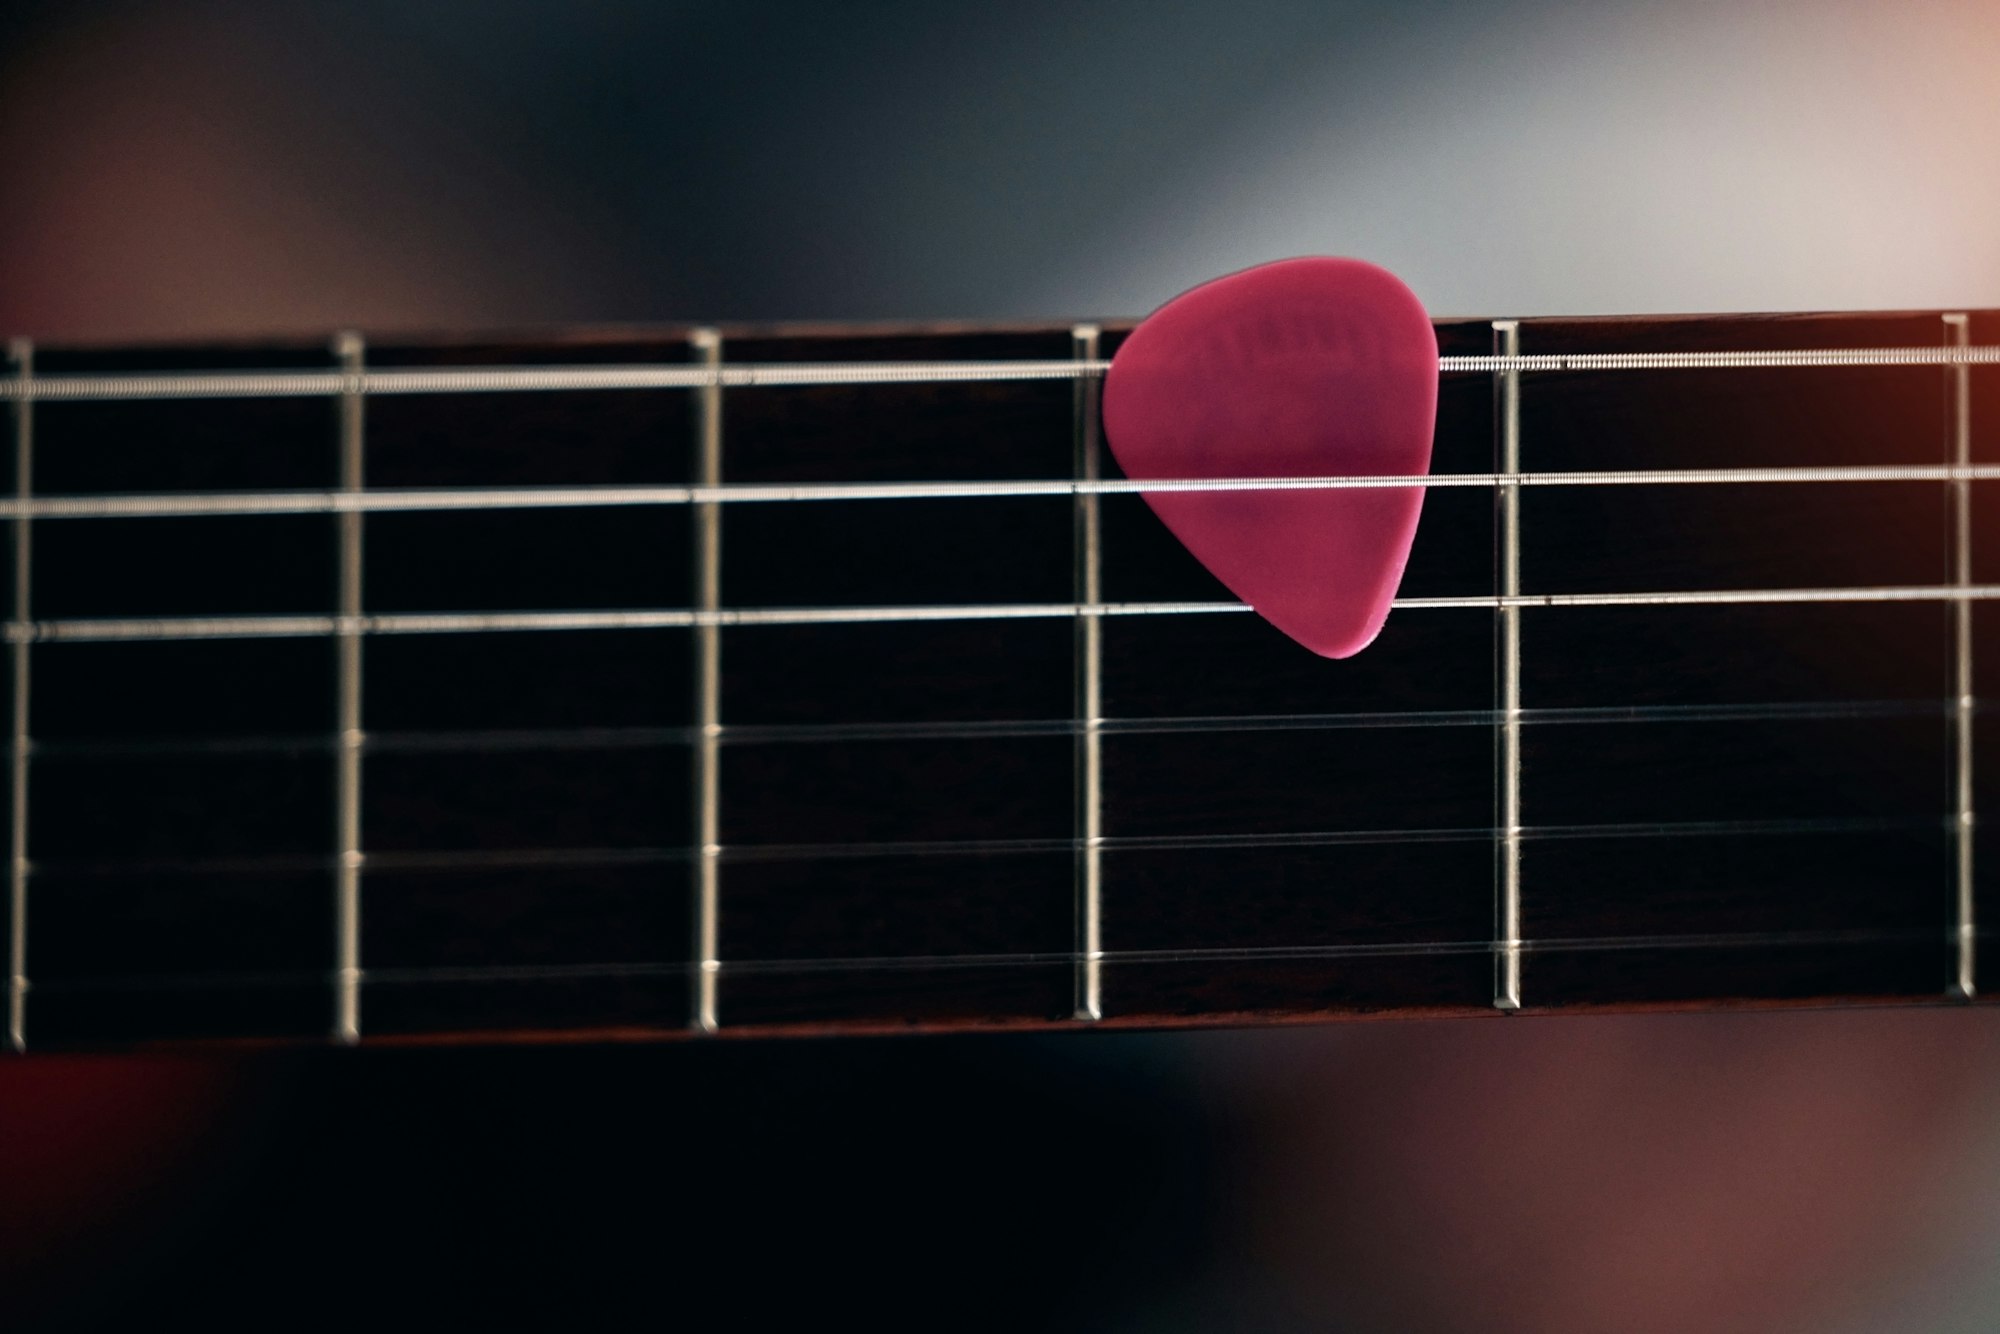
1102, 256, 1438, 657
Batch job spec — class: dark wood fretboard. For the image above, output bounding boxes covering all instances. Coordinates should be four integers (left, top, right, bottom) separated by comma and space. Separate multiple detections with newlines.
4, 309, 1998, 1049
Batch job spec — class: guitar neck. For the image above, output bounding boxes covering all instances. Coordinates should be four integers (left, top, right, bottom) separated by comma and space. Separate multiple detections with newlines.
3, 307, 1997, 1049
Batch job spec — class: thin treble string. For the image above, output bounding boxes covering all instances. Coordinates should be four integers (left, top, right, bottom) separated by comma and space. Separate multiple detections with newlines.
25, 814, 1946, 876
22, 698, 1948, 759
4, 463, 2000, 522
19, 923, 1960, 996
14, 584, 2000, 644
3, 343, 1999, 401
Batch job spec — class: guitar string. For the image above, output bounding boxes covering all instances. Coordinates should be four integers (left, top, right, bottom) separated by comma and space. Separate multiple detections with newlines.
24, 814, 1949, 877
20, 699, 1952, 759
2, 463, 2000, 522
3, 343, 2000, 402
0, 464, 1986, 644
19, 924, 1962, 997
9, 584, 2000, 644
17, 796, 1949, 1006
0, 465, 1985, 641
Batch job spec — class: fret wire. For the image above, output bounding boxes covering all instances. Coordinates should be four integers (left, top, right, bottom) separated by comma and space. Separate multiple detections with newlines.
20, 924, 1960, 998
19, 584, 2000, 644
6, 339, 31, 1053
6, 343, 2000, 402
334, 333, 365, 1046
1494, 321, 1524, 1012
14, 462, 2000, 522
690, 329, 724, 1035
1947, 314, 1977, 1000
1072, 324, 1104, 1023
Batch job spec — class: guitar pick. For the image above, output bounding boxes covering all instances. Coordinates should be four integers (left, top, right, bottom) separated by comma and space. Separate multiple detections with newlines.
1101, 257, 1438, 658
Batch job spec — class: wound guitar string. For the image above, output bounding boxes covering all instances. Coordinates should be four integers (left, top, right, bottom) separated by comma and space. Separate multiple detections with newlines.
1, 333, 1992, 1037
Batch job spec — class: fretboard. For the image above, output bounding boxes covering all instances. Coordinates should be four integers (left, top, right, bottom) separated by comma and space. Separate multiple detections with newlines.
3, 309, 1997, 1049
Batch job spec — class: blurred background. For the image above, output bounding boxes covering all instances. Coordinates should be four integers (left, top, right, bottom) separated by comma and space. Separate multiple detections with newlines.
5, 1, 2000, 1330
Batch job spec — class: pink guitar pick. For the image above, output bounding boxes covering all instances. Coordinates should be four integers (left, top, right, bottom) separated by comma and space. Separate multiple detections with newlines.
1102, 257, 1438, 658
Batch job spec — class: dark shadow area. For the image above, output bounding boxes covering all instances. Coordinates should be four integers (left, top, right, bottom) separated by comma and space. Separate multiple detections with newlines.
15, 1037, 1225, 1333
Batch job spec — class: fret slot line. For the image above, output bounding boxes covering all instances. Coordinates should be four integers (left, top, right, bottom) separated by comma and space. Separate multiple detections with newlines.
6, 343, 2000, 402
1494, 320, 1524, 1013
334, 332, 364, 1046
691, 329, 724, 1036
1072, 325, 1104, 1023
1948, 314, 1977, 1000
7, 339, 31, 1053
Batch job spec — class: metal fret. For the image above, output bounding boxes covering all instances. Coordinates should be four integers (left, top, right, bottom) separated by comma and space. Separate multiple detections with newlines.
6, 340, 31, 1052
691, 330, 724, 1034
334, 333, 365, 1044
1946, 314, 1976, 1000
1072, 325, 1104, 1022
1494, 321, 1524, 1012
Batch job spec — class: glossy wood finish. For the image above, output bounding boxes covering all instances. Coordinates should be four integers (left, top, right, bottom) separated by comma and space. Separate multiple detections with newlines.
4, 311, 1997, 1047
